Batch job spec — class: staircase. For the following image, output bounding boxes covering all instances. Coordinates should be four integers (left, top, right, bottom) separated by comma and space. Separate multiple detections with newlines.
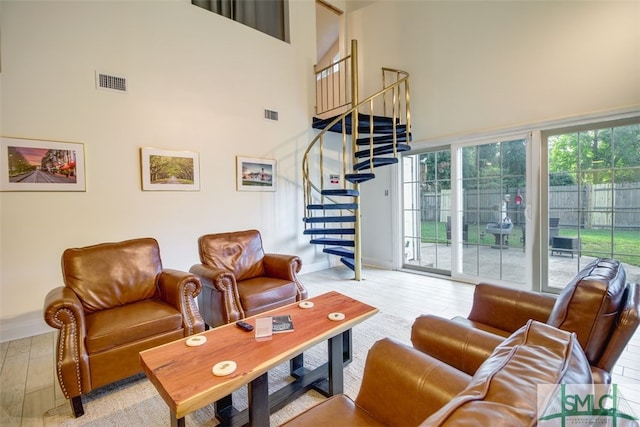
303, 40, 411, 280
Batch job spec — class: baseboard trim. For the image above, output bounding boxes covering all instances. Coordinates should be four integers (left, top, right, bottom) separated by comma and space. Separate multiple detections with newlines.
1, 310, 52, 342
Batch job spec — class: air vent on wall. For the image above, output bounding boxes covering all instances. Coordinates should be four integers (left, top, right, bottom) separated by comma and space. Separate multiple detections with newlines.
264, 109, 279, 121
96, 71, 127, 93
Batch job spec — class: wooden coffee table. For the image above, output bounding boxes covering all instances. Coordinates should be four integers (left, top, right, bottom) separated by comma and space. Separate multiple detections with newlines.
139, 291, 378, 427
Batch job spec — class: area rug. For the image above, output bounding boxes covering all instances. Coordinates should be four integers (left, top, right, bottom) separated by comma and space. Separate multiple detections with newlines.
43, 311, 412, 426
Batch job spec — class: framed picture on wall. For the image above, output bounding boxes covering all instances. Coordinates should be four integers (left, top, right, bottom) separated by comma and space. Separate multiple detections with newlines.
0, 136, 86, 191
236, 156, 276, 192
140, 147, 200, 191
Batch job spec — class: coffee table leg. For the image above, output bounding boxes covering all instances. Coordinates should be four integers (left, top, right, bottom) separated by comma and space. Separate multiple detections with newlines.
328, 332, 344, 395
170, 411, 185, 427
290, 353, 304, 374
248, 372, 269, 427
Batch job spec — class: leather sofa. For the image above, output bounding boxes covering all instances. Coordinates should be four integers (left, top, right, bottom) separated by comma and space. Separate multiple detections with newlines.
190, 229, 308, 328
281, 320, 593, 426
43, 238, 204, 417
411, 258, 639, 384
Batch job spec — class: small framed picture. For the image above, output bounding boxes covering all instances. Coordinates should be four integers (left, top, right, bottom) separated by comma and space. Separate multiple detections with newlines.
140, 147, 200, 191
236, 156, 276, 192
0, 136, 86, 191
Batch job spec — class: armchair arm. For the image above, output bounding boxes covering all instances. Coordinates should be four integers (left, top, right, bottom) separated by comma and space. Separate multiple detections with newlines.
263, 253, 307, 300
189, 264, 244, 326
355, 338, 471, 426
467, 283, 556, 333
411, 315, 505, 376
43, 286, 90, 398
158, 269, 205, 335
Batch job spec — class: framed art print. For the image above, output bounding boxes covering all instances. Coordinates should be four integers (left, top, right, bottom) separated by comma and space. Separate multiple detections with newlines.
0, 136, 86, 191
140, 147, 200, 191
236, 156, 276, 192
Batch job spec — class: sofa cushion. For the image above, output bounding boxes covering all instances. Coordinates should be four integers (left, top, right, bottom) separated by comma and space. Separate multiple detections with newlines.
85, 299, 183, 353
238, 277, 297, 317
547, 258, 626, 363
198, 230, 266, 281
422, 320, 592, 426
62, 238, 162, 314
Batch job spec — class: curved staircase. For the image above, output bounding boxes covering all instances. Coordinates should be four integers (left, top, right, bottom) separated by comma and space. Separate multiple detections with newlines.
303, 41, 411, 280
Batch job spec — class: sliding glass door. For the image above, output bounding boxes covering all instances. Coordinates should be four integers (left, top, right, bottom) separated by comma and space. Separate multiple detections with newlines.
459, 137, 527, 284
543, 120, 640, 291
402, 137, 528, 285
402, 149, 452, 274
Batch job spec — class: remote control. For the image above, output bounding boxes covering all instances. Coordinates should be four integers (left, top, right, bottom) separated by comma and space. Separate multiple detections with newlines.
236, 321, 254, 332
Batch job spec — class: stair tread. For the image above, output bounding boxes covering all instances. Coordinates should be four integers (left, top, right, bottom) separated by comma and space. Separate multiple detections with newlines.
303, 215, 356, 223
340, 257, 355, 270
310, 238, 355, 246
356, 132, 411, 146
354, 157, 399, 171
356, 132, 411, 145
323, 247, 355, 258
345, 173, 375, 184
355, 143, 411, 158
304, 228, 356, 235
312, 114, 404, 134
321, 189, 359, 197
307, 203, 358, 210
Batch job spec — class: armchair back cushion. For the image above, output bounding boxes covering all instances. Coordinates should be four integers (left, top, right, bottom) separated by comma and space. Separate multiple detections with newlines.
198, 230, 265, 281
62, 238, 162, 314
423, 320, 593, 426
547, 258, 627, 363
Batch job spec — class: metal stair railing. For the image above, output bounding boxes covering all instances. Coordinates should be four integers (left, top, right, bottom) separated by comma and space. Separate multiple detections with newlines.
304, 41, 410, 280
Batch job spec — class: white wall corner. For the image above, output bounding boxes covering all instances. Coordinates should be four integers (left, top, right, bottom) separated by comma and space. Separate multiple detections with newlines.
1, 311, 53, 343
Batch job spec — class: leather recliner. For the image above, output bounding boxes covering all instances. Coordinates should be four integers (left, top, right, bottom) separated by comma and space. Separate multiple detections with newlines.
411, 258, 639, 384
281, 320, 593, 426
43, 237, 204, 417
190, 229, 307, 328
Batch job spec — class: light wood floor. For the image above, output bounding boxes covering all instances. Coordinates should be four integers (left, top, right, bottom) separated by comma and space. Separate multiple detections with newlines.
2, 266, 639, 425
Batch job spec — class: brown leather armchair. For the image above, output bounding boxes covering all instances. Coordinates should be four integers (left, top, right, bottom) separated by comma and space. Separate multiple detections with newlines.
411, 258, 639, 384
282, 321, 593, 426
190, 229, 307, 328
43, 238, 204, 418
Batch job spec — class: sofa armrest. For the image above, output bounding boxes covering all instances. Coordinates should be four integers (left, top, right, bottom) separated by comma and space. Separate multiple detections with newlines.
281, 338, 471, 427
467, 283, 556, 333
189, 264, 244, 326
411, 315, 505, 375
43, 286, 90, 398
263, 253, 307, 300
355, 338, 471, 426
593, 282, 640, 374
158, 269, 205, 335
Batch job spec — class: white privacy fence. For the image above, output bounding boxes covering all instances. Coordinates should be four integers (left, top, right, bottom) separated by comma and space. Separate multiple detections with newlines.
422, 183, 640, 230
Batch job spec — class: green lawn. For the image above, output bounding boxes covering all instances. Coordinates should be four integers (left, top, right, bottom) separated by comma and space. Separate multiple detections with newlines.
419, 221, 639, 266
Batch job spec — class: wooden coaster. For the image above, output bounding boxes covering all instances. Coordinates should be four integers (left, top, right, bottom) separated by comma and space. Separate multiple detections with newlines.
212, 361, 237, 376
328, 312, 345, 321
185, 336, 207, 347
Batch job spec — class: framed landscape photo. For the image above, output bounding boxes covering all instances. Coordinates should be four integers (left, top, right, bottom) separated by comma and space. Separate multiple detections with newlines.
140, 147, 200, 191
236, 156, 276, 192
0, 136, 86, 191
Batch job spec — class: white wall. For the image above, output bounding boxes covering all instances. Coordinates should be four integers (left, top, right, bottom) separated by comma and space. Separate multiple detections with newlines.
348, 1, 640, 266
0, 0, 325, 341
349, 1, 640, 140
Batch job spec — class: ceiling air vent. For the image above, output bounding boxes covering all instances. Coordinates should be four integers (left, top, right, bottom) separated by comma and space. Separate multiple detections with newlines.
264, 109, 279, 121
96, 71, 127, 93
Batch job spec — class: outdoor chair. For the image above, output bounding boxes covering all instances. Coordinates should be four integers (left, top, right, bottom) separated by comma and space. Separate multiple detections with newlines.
43, 237, 204, 417
190, 229, 308, 328
446, 216, 469, 246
